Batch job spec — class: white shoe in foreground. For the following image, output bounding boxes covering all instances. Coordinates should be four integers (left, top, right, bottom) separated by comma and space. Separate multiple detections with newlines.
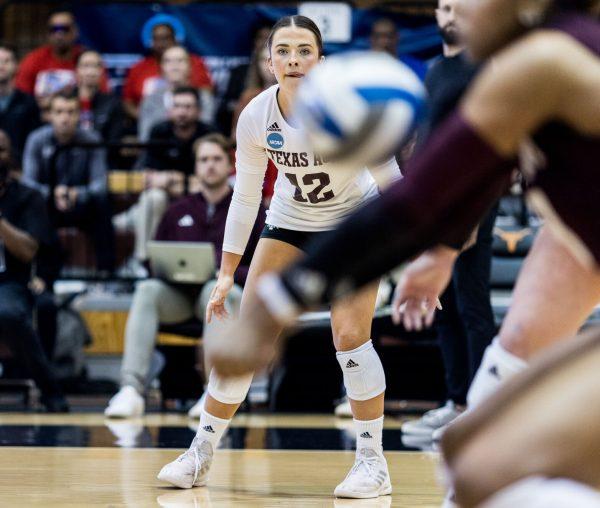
157, 437, 213, 489
104, 386, 144, 418
401, 400, 462, 438
187, 392, 207, 419
334, 448, 392, 499
334, 398, 353, 418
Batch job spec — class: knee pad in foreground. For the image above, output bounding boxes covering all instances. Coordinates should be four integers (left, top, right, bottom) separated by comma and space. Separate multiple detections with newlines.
207, 368, 253, 405
336, 340, 385, 401
467, 337, 527, 408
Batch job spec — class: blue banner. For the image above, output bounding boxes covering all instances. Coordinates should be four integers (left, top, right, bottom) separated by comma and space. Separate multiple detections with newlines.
73, 3, 441, 93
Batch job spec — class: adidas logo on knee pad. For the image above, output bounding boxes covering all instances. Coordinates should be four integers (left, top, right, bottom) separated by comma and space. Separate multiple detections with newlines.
360, 432, 373, 439
202, 425, 215, 433
346, 359, 359, 368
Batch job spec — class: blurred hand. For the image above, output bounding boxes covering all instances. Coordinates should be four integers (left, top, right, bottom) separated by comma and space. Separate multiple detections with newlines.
205, 274, 235, 323
28, 276, 46, 295
67, 187, 78, 207
167, 171, 185, 196
54, 185, 70, 211
188, 174, 203, 194
145, 170, 170, 189
391, 246, 457, 331
205, 292, 282, 377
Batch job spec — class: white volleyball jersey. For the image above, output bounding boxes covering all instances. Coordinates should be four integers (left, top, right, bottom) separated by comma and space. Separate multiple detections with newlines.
223, 85, 400, 255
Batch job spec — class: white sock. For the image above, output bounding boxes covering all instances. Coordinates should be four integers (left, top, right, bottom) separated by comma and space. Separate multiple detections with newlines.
467, 337, 527, 408
195, 409, 230, 448
355, 416, 384, 454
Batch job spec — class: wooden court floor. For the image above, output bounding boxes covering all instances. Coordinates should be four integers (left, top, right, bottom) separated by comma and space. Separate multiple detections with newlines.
0, 413, 444, 507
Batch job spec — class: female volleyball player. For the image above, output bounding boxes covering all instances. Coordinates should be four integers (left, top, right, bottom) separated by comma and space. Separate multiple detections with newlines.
207, 0, 600, 415
158, 15, 400, 499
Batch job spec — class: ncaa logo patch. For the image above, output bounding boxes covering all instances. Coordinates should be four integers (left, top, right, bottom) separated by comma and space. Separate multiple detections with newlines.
267, 132, 284, 150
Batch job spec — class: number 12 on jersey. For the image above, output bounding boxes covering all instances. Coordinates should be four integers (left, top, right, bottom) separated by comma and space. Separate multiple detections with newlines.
285, 172, 335, 204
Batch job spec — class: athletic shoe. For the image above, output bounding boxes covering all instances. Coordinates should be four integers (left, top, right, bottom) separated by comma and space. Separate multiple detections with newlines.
432, 423, 449, 442
401, 401, 462, 438
105, 421, 143, 448
157, 437, 213, 489
187, 392, 207, 419
104, 385, 144, 418
334, 448, 392, 499
334, 397, 352, 418
401, 433, 438, 452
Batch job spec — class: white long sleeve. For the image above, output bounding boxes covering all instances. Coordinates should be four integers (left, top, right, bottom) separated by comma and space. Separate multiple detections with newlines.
222, 105, 268, 255
367, 157, 402, 192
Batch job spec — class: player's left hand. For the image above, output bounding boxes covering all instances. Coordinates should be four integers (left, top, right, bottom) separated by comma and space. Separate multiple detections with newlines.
391, 246, 457, 331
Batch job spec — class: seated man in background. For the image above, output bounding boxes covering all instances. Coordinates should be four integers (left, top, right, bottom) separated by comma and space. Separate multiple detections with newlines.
105, 133, 265, 418
0, 131, 68, 412
138, 45, 193, 142
114, 86, 215, 275
0, 45, 41, 164
22, 89, 115, 274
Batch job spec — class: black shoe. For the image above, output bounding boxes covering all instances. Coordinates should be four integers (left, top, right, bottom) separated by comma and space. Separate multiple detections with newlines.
41, 394, 70, 413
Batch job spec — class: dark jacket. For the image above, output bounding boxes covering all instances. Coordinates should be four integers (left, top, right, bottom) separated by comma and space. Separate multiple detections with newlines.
0, 89, 41, 164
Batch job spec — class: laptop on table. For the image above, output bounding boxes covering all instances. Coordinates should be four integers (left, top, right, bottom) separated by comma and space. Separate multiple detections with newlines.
147, 241, 216, 284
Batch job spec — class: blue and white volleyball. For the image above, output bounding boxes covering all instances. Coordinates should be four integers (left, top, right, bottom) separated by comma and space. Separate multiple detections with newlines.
294, 51, 425, 166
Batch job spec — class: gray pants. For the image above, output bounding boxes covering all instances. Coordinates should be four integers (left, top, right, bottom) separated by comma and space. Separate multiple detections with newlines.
113, 188, 169, 261
121, 278, 243, 393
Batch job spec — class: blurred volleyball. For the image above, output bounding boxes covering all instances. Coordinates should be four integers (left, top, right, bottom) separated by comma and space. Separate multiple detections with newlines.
294, 51, 425, 165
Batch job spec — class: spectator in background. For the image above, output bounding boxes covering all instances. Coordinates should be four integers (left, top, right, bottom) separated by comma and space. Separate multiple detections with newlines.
15, 8, 108, 120
230, 45, 277, 138
105, 134, 265, 418
113, 86, 214, 275
122, 14, 213, 123
369, 17, 427, 81
0, 46, 40, 164
215, 21, 271, 135
0, 131, 68, 412
76, 50, 124, 166
22, 90, 115, 274
138, 45, 191, 142
400, 0, 496, 442
143, 86, 215, 177
0, 129, 62, 363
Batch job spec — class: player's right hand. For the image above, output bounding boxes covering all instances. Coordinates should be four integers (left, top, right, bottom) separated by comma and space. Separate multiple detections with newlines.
205, 274, 235, 323
391, 246, 457, 331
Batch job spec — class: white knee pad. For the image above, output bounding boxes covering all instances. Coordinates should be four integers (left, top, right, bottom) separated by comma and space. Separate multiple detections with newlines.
336, 340, 386, 401
467, 337, 527, 408
207, 368, 253, 405
482, 477, 600, 508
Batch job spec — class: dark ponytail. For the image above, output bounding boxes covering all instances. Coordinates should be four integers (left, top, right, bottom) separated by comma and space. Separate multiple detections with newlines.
267, 15, 324, 56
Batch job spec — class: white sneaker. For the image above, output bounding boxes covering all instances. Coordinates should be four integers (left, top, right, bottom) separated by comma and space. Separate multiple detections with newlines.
401, 401, 462, 437
334, 397, 352, 418
334, 448, 392, 499
432, 423, 449, 442
187, 392, 207, 419
157, 437, 213, 489
104, 386, 145, 418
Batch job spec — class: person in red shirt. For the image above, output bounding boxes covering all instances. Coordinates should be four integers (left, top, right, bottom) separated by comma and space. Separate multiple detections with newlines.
15, 9, 108, 119
122, 16, 213, 121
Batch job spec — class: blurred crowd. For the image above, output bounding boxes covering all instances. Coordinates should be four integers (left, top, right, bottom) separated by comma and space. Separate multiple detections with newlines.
0, 7, 427, 412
